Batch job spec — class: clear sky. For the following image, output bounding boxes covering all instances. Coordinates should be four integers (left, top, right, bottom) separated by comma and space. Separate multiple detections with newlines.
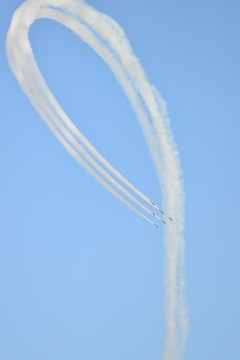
1, 0, 239, 360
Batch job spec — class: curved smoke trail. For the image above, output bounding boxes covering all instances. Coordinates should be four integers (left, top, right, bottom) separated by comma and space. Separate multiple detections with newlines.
6, 0, 188, 358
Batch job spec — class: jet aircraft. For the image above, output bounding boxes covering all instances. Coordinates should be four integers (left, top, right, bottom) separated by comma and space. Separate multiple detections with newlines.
161, 219, 167, 224
154, 223, 160, 228
168, 216, 173, 221
159, 209, 165, 215
150, 200, 157, 206
150, 211, 162, 220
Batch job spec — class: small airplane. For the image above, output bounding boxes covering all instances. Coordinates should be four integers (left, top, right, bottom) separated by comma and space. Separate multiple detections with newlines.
154, 223, 160, 228
150, 200, 157, 206
161, 219, 167, 224
150, 211, 162, 220
159, 209, 165, 215
168, 216, 173, 221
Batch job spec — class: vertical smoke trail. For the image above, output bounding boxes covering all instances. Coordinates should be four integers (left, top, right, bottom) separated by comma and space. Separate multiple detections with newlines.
6, 0, 188, 358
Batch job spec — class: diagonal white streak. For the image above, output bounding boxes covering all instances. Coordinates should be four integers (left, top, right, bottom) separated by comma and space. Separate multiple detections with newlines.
6, 0, 188, 359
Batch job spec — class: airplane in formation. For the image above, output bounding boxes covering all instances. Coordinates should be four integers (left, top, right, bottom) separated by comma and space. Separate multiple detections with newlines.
150, 200, 165, 215
150, 200, 173, 227
150, 211, 161, 221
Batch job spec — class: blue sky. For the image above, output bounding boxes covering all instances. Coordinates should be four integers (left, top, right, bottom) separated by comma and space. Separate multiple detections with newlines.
1, 0, 239, 359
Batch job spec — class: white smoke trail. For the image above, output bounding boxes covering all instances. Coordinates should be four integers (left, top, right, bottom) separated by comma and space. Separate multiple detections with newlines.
6, 0, 188, 358
6, 0, 154, 221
